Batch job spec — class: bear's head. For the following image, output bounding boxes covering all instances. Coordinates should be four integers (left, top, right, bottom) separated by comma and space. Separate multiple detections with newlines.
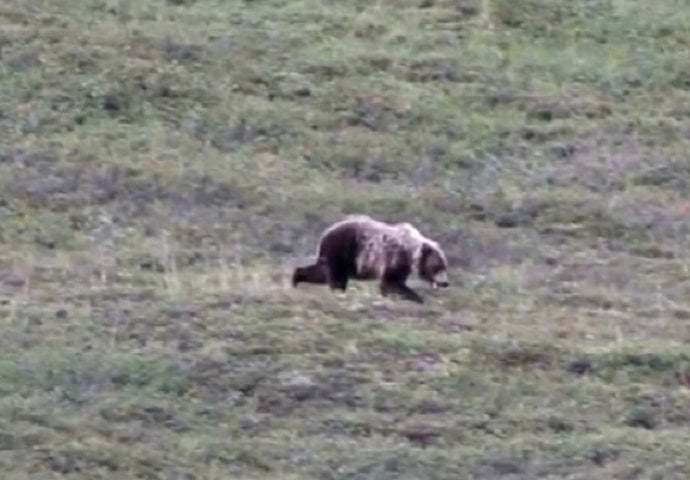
418, 242, 449, 289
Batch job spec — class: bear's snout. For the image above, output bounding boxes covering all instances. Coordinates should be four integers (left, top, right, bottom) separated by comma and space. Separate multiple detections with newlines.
432, 271, 449, 289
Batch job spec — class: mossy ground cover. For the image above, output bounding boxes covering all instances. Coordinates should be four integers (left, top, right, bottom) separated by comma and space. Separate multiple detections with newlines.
1, 0, 690, 478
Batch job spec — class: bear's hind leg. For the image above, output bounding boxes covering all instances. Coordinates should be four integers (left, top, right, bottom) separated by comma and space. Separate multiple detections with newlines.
328, 275, 348, 292
327, 266, 348, 291
326, 256, 349, 292
292, 262, 328, 287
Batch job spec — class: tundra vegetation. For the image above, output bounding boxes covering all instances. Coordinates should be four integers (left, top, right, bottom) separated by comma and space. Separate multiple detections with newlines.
1, 0, 689, 478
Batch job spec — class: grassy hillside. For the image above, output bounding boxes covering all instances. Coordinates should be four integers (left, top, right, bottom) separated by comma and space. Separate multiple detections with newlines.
1, 0, 690, 478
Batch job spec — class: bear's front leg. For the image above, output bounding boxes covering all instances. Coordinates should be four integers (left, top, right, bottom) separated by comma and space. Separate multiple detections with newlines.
380, 280, 424, 304
397, 284, 424, 303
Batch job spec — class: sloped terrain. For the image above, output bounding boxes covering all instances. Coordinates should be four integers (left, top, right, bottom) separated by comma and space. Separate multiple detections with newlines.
1, 0, 690, 478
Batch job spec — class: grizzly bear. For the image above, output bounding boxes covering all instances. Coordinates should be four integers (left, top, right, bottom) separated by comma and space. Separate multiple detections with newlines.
292, 215, 449, 303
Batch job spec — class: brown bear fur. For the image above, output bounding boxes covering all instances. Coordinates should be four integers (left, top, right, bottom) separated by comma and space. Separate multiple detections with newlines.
292, 215, 449, 303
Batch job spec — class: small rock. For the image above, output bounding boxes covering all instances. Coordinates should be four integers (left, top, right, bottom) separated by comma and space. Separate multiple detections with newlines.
567, 359, 593, 375
294, 87, 311, 97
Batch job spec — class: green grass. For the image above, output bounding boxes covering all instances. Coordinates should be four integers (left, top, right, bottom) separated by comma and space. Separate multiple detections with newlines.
1, 0, 690, 478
